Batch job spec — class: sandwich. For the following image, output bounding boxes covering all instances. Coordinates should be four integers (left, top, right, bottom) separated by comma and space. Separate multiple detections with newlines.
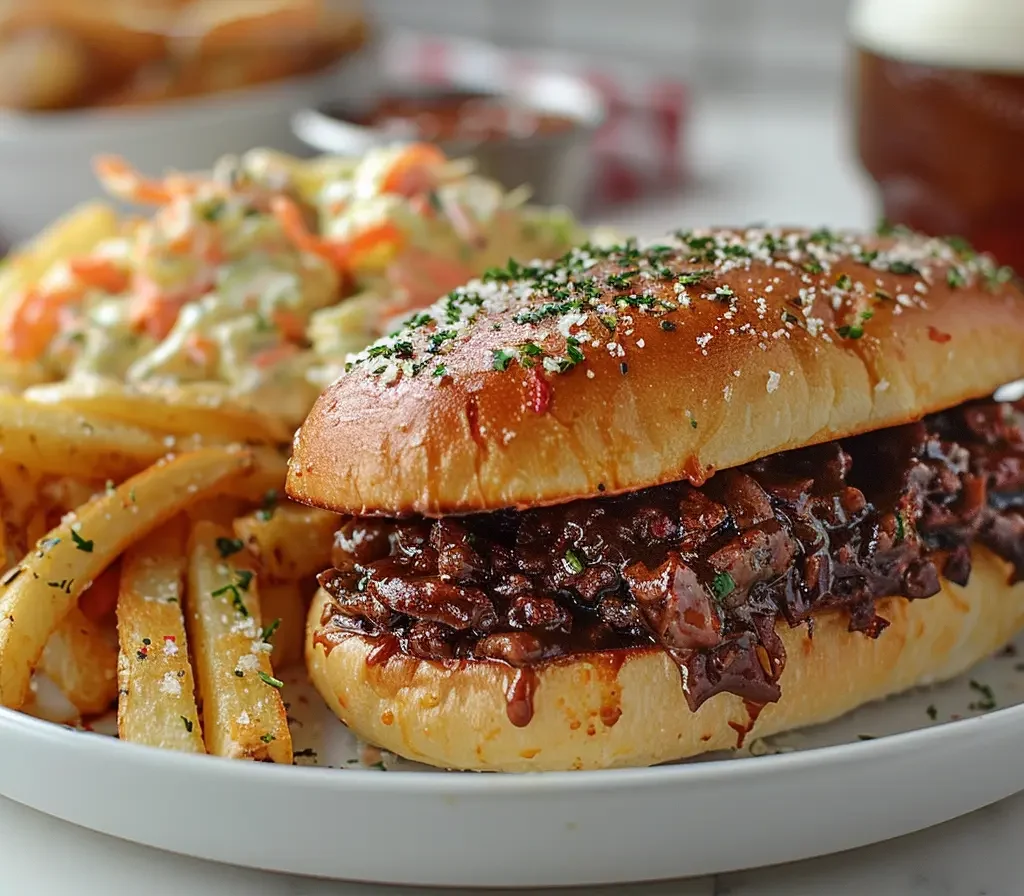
286, 226, 1024, 771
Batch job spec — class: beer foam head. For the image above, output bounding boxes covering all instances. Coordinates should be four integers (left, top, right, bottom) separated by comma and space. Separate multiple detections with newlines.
850, 0, 1024, 71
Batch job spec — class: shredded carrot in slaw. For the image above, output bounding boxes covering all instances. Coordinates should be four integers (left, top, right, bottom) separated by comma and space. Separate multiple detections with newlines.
128, 285, 191, 341
93, 155, 199, 206
271, 309, 307, 343
67, 257, 130, 294
183, 333, 216, 367
4, 288, 81, 361
251, 343, 300, 369
270, 197, 404, 274
379, 143, 446, 197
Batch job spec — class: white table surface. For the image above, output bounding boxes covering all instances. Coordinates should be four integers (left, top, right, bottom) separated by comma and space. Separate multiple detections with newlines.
5, 94, 1019, 895
3, 791, 1022, 895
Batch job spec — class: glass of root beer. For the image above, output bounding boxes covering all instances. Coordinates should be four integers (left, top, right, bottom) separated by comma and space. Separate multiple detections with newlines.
851, 0, 1024, 271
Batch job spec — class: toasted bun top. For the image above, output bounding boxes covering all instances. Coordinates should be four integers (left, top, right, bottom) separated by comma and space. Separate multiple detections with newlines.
287, 226, 1024, 516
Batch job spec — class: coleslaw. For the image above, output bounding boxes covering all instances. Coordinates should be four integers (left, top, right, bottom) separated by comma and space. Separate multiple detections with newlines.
1, 144, 582, 428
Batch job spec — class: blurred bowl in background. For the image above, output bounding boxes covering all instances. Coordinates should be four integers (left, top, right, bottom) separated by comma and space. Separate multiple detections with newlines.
0, 50, 378, 248
292, 71, 604, 211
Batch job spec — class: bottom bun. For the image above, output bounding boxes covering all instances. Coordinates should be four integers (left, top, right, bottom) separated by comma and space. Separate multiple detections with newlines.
305, 546, 1024, 772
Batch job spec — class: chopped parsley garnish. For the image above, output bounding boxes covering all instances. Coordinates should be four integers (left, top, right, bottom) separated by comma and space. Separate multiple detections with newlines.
836, 324, 863, 340
835, 274, 852, 290
521, 342, 543, 357
235, 568, 254, 591
619, 362, 628, 375
293, 748, 317, 758
565, 336, 585, 365
216, 537, 244, 558
200, 198, 227, 222
894, 511, 905, 543
427, 329, 457, 351
181, 716, 193, 733
212, 569, 255, 617
946, 267, 967, 288
690, 418, 698, 429
104, 480, 116, 496
887, 260, 919, 276
260, 733, 275, 744
563, 548, 585, 575
606, 271, 638, 289
944, 235, 975, 258
257, 489, 278, 522
984, 265, 1014, 290
432, 364, 447, 378
492, 349, 515, 372
261, 618, 281, 643
129, 487, 137, 504
258, 671, 284, 688
801, 260, 823, 274
659, 320, 676, 331
405, 311, 433, 330
677, 269, 713, 287
70, 529, 93, 553
711, 572, 735, 601
926, 705, 937, 720
968, 679, 996, 711
714, 285, 735, 300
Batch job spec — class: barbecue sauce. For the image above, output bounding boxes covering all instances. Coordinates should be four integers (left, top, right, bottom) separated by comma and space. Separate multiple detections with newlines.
316, 399, 1024, 726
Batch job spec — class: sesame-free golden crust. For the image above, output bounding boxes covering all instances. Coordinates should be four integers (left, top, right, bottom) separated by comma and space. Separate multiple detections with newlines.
306, 546, 1024, 771
287, 227, 1024, 516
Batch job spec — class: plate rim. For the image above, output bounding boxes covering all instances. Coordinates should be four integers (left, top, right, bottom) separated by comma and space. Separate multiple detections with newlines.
3, 696, 1023, 793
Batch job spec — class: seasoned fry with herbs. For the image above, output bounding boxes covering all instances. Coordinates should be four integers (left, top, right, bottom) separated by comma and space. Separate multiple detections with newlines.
186, 520, 292, 762
117, 518, 204, 753
0, 447, 252, 709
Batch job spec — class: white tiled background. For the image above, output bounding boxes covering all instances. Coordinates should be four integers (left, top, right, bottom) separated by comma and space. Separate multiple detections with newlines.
369, 0, 853, 98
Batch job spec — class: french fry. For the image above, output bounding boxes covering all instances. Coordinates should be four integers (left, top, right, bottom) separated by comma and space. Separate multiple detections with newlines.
117, 518, 204, 752
24, 378, 293, 445
38, 605, 118, 716
257, 579, 313, 669
220, 446, 289, 503
0, 201, 119, 315
0, 357, 48, 395
186, 520, 292, 762
78, 563, 121, 624
0, 394, 190, 479
0, 447, 253, 709
233, 501, 337, 582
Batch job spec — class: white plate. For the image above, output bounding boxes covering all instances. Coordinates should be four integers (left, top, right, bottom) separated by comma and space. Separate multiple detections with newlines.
0, 638, 1022, 888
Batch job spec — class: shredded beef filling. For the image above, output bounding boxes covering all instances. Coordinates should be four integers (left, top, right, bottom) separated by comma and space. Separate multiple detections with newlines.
315, 399, 1024, 722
